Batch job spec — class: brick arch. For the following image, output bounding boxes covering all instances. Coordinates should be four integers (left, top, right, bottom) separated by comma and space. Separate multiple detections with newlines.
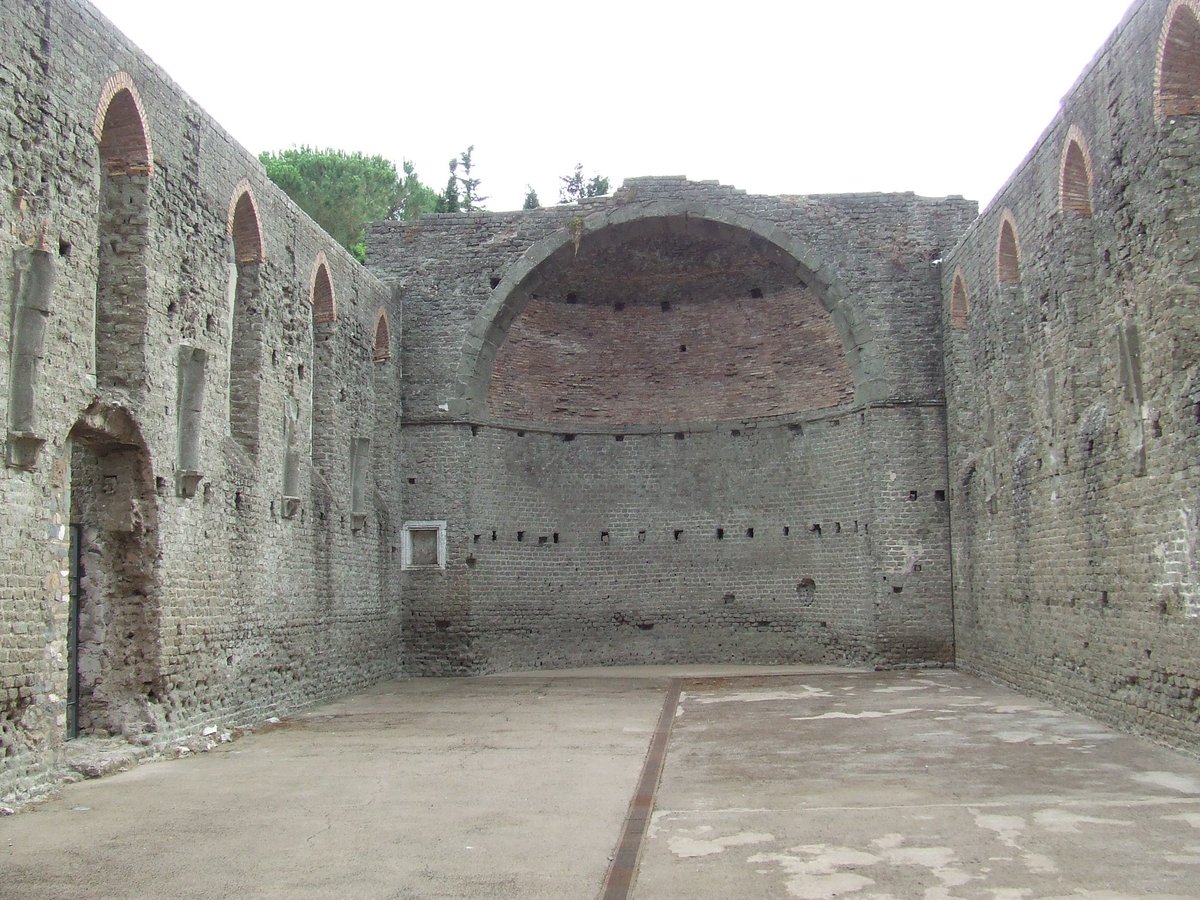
228, 181, 264, 263
1060, 126, 1095, 217
950, 270, 970, 329
93, 72, 153, 176
453, 201, 878, 420
310, 253, 336, 324
997, 209, 1021, 285
1156, 0, 1200, 119
227, 182, 265, 455
373, 309, 391, 362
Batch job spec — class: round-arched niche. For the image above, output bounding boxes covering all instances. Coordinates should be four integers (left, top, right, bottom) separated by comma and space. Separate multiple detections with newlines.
460, 208, 867, 429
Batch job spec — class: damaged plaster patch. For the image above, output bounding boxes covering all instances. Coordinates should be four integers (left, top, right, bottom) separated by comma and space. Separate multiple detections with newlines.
749, 845, 879, 899
684, 686, 831, 705
1131, 771, 1200, 795
751, 838, 973, 899
869, 684, 930, 694
1164, 813, 1200, 828
992, 730, 1079, 746
1164, 847, 1200, 865
1023, 852, 1059, 875
973, 812, 1059, 874
666, 826, 775, 858
974, 813, 1026, 848
1033, 809, 1134, 833
792, 708, 920, 722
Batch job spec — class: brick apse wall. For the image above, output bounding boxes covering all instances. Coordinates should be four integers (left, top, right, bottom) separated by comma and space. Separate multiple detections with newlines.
943, 0, 1200, 752
0, 0, 403, 802
370, 181, 976, 675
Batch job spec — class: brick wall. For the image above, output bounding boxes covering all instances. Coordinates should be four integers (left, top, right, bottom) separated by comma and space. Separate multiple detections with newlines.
0, 0, 403, 803
942, 0, 1200, 754
489, 235, 853, 425
371, 180, 974, 675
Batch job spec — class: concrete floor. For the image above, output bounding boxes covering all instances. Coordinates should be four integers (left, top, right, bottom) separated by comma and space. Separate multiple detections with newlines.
2, 667, 1199, 899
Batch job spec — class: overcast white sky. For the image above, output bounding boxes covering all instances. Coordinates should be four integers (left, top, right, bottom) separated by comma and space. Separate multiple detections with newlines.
89, 0, 1136, 213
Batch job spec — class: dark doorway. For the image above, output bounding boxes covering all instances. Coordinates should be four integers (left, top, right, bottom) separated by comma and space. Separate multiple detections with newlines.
65, 409, 162, 740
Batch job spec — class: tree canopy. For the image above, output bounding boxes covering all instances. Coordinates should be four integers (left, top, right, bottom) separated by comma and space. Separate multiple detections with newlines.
436, 145, 487, 213
259, 147, 438, 261
558, 164, 609, 204
261, 147, 613, 258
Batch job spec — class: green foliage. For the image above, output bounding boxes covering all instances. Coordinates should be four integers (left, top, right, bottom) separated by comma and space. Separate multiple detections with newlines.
558, 163, 610, 204
399, 160, 440, 223
259, 147, 438, 262
437, 174, 460, 213
523, 185, 540, 210
437, 145, 487, 213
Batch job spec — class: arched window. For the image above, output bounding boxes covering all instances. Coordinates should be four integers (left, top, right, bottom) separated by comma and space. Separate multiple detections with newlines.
373, 309, 391, 362
228, 182, 265, 455
997, 211, 1021, 285
93, 73, 153, 176
311, 255, 336, 324
310, 254, 337, 471
94, 74, 153, 392
950, 271, 970, 329
1060, 127, 1094, 217
1157, 0, 1200, 119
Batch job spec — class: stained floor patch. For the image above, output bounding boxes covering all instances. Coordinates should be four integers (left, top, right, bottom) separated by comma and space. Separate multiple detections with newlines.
633, 671, 1200, 898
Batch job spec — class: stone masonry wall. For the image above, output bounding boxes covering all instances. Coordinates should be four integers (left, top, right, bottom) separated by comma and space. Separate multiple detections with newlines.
0, 0, 403, 803
372, 180, 975, 674
11, 0, 1196, 807
943, 0, 1200, 753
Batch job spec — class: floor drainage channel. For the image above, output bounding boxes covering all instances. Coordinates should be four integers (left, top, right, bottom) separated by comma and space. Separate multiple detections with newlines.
598, 669, 869, 898
600, 677, 684, 900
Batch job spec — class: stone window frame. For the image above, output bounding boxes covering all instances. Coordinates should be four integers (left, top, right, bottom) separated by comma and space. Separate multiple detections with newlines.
401, 520, 448, 570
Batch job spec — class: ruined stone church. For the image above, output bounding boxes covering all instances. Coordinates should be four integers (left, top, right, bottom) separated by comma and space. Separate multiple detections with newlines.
3, 0, 1199, 803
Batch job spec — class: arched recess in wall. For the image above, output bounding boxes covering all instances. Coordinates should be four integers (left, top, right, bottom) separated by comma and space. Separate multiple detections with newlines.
997, 210, 1022, 285
65, 401, 163, 740
453, 201, 880, 424
93, 73, 153, 393
1060, 127, 1095, 217
373, 309, 391, 363
227, 182, 265, 456
310, 254, 337, 477
1156, 0, 1200, 119
950, 271, 970, 329
370, 308, 392, 479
